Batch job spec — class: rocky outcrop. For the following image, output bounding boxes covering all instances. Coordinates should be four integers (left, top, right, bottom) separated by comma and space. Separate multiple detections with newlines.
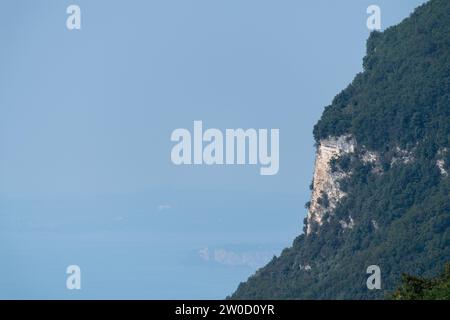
437, 159, 448, 176
339, 216, 355, 230
305, 133, 430, 234
391, 146, 414, 166
437, 148, 448, 177
306, 135, 356, 234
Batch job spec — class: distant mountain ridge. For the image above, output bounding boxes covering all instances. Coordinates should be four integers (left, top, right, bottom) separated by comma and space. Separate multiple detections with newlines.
231, 0, 450, 299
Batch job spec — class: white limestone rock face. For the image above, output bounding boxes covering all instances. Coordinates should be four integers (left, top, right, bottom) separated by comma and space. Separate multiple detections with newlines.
339, 216, 355, 230
361, 150, 383, 174
391, 146, 414, 166
306, 135, 356, 234
437, 159, 448, 176
436, 148, 448, 177
304, 133, 431, 235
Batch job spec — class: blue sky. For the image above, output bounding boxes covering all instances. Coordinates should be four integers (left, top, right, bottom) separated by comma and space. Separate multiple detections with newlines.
0, 0, 426, 299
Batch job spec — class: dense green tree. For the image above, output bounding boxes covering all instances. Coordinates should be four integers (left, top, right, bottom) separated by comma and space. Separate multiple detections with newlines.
391, 264, 450, 300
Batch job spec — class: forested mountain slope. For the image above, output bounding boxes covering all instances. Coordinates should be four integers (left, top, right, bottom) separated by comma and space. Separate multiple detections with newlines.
231, 0, 450, 299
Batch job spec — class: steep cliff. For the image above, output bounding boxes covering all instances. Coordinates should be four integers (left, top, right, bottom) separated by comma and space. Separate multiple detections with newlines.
306, 135, 355, 234
231, 0, 450, 299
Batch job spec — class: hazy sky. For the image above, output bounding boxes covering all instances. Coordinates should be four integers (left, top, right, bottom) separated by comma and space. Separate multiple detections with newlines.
0, 0, 426, 299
